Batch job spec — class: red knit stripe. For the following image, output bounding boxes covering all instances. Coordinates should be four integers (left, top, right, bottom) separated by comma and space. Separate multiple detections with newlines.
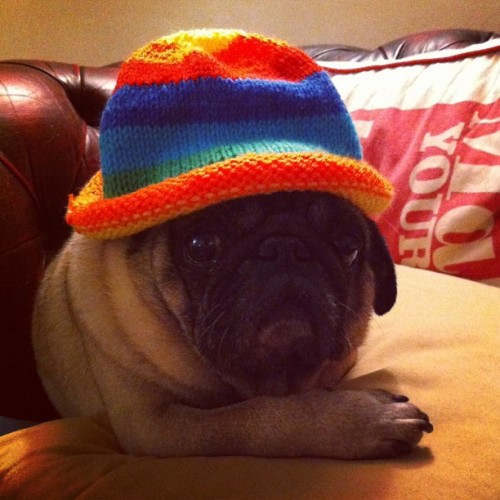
116, 37, 319, 88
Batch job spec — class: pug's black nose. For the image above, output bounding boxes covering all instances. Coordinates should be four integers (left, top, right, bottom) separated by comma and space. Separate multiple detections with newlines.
258, 236, 311, 262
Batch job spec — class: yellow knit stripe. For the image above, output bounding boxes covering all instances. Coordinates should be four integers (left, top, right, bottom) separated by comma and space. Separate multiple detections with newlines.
129, 29, 252, 65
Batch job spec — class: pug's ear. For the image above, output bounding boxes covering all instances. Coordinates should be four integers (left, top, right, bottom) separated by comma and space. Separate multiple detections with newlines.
366, 218, 397, 315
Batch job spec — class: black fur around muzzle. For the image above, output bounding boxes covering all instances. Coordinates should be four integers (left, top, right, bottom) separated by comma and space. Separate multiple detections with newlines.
168, 191, 396, 395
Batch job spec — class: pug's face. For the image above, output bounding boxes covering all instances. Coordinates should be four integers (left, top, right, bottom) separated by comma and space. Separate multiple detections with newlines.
131, 192, 396, 398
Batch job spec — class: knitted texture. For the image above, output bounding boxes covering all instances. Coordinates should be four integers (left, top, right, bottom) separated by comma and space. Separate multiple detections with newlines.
66, 29, 393, 239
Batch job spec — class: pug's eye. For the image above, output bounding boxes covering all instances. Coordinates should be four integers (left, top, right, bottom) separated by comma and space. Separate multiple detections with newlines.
335, 236, 361, 267
185, 234, 221, 265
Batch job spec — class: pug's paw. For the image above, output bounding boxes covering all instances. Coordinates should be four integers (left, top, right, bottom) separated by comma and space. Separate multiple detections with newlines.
303, 389, 433, 459
358, 389, 433, 458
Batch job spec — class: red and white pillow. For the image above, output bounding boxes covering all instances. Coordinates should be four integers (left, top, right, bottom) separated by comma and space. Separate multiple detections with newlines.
322, 39, 500, 286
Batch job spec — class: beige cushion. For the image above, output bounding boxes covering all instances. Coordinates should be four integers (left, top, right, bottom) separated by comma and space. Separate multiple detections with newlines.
1, 264, 499, 498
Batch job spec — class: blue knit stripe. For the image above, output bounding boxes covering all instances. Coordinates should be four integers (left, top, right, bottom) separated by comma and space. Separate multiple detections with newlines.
101, 71, 344, 129
100, 113, 361, 176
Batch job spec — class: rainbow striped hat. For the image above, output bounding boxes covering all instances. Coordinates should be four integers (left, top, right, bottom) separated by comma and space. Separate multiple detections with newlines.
66, 29, 393, 239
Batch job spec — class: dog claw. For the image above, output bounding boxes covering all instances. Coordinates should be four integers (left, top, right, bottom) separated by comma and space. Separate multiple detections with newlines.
417, 412, 433, 432
421, 421, 434, 433
393, 394, 409, 403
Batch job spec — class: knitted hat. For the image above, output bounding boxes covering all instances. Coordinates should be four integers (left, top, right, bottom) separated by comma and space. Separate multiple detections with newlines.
66, 29, 393, 239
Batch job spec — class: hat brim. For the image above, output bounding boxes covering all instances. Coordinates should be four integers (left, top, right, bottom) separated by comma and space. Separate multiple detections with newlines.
66, 152, 393, 239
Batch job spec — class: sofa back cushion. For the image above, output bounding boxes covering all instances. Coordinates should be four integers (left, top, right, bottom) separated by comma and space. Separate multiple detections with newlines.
322, 39, 500, 286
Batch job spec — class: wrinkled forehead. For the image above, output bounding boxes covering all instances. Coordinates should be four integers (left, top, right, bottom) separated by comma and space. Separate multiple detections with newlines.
169, 191, 366, 234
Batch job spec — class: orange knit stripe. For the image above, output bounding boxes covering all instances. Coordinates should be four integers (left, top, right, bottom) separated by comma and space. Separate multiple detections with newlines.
67, 153, 393, 239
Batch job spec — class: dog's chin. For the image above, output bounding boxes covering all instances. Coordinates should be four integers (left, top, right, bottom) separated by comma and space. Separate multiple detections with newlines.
249, 315, 316, 396
210, 308, 344, 398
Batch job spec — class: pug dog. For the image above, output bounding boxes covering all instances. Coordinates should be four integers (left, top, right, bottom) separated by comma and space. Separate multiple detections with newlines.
32, 191, 433, 459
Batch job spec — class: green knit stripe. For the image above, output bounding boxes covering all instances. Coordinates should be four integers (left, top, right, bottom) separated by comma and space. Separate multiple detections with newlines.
103, 140, 322, 197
